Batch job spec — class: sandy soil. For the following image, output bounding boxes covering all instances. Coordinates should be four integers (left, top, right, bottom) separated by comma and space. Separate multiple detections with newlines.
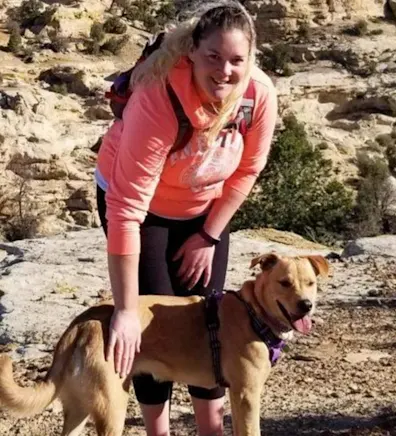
1, 255, 396, 435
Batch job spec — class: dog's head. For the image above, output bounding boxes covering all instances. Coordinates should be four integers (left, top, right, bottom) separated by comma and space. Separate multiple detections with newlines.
250, 252, 329, 335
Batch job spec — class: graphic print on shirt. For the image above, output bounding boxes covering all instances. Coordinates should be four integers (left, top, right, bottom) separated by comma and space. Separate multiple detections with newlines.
166, 130, 244, 193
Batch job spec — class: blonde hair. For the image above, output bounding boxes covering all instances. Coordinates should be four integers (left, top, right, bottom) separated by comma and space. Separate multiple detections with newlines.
130, 0, 257, 144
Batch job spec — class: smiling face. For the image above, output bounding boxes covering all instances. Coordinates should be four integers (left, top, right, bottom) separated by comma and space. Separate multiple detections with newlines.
189, 28, 250, 103
251, 254, 329, 335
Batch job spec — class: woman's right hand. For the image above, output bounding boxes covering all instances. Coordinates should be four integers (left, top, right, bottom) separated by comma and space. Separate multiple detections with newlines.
106, 308, 141, 378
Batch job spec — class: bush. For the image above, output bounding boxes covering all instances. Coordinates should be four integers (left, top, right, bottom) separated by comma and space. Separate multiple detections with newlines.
123, 0, 176, 33
11, 0, 43, 28
20, 46, 35, 63
101, 35, 129, 55
7, 0, 55, 31
386, 143, 396, 176
2, 177, 39, 242
297, 21, 311, 40
231, 115, 353, 243
370, 28, 384, 36
4, 215, 39, 241
259, 43, 293, 76
84, 39, 101, 55
103, 16, 127, 34
376, 133, 394, 148
90, 22, 105, 42
343, 19, 368, 36
47, 29, 69, 53
7, 22, 22, 54
352, 154, 396, 237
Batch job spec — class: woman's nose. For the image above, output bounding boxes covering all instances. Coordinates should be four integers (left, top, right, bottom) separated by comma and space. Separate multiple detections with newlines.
219, 60, 232, 77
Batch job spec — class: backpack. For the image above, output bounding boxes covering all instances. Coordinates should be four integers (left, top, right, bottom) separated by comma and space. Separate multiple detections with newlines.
105, 32, 255, 153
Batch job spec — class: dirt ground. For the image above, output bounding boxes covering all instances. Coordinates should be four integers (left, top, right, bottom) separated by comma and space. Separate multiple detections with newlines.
1, 257, 396, 435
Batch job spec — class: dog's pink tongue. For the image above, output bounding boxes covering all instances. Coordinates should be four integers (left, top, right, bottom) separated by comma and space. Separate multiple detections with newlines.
292, 316, 312, 335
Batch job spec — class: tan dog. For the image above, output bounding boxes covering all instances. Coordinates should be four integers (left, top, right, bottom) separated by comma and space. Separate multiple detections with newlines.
0, 253, 329, 436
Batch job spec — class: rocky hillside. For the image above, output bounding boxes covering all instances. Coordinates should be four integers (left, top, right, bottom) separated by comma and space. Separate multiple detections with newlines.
0, 0, 396, 238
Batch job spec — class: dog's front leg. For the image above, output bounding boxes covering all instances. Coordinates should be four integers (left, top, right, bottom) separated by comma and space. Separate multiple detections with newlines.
229, 387, 261, 436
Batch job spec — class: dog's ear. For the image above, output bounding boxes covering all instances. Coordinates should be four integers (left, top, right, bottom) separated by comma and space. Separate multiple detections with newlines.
306, 255, 329, 277
250, 252, 280, 271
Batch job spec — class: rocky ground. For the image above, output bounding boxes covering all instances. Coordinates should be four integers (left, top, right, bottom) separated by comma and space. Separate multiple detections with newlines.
0, 230, 396, 435
1, 0, 396, 237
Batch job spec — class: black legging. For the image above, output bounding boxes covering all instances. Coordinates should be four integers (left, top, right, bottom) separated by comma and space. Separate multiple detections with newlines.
97, 185, 228, 404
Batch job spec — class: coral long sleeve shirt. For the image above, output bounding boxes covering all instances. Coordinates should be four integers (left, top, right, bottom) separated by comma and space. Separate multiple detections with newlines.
95, 58, 277, 255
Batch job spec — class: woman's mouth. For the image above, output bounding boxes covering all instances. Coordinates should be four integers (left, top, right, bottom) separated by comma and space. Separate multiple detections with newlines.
211, 77, 230, 87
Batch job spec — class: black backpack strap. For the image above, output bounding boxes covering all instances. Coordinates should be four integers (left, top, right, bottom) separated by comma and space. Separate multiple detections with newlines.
142, 32, 166, 58
166, 83, 193, 152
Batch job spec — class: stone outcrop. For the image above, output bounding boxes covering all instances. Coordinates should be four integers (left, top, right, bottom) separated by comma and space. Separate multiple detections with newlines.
246, 0, 385, 43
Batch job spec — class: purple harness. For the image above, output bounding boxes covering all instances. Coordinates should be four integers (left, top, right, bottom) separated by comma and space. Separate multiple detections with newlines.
204, 290, 286, 388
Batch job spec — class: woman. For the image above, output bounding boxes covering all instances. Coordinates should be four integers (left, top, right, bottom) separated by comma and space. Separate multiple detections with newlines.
95, 1, 277, 434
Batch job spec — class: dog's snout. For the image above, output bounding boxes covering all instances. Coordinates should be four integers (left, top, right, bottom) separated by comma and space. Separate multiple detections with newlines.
297, 299, 312, 314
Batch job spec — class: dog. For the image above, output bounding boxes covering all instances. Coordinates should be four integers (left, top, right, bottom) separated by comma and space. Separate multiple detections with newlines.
0, 252, 329, 435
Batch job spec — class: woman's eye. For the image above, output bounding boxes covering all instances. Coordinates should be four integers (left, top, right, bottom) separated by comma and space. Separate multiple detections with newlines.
208, 54, 220, 61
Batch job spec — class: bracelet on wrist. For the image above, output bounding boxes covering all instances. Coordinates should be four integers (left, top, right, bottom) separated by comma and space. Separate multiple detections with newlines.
199, 228, 221, 246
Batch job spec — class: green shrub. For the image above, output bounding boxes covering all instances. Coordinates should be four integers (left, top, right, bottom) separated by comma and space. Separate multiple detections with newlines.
84, 39, 101, 55
297, 21, 311, 40
7, 0, 54, 30
352, 154, 395, 237
231, 115, 353, 243
103, 16, 127, 34
15, 0, 43, 27
48, 29, 69, 53
343, 19, 368, 36
376, 133, 394, 148
4, 215, 39, 241
2, 177, 39, 242
7, 22, 22, 54
101, 35, 129, 55
259, 43, 293, 76
386, 143, 396, 176
90, 22, 105, 42
123, 0, 176, 33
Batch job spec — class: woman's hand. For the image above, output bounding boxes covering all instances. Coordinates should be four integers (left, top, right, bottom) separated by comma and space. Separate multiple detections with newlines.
106, 308, 141, 378
173, 233, 215, 290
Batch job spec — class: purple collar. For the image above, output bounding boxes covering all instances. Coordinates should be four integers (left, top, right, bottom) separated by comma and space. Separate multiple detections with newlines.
226, 291, 286, 366
205, 290, 286, 387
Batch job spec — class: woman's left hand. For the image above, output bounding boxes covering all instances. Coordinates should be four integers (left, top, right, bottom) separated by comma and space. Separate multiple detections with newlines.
173, 233, 215, 290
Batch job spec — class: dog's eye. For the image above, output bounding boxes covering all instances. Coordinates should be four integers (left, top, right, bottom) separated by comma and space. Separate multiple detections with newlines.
308, 281, 315, 286
279, 279, 292, 288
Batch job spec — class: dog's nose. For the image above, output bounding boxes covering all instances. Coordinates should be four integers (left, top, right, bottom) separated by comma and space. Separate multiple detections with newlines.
297, 299, 312, 314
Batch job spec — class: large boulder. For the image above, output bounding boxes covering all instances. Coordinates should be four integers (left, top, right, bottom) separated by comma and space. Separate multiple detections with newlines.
342, 235, 396, 257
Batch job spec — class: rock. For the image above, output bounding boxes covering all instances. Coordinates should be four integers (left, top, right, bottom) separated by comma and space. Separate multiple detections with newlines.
342, 236, 396, 258
246, 0, 384, 43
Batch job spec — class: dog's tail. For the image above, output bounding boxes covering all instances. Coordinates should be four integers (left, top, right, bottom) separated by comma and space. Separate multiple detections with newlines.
0, 354, 57, 417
